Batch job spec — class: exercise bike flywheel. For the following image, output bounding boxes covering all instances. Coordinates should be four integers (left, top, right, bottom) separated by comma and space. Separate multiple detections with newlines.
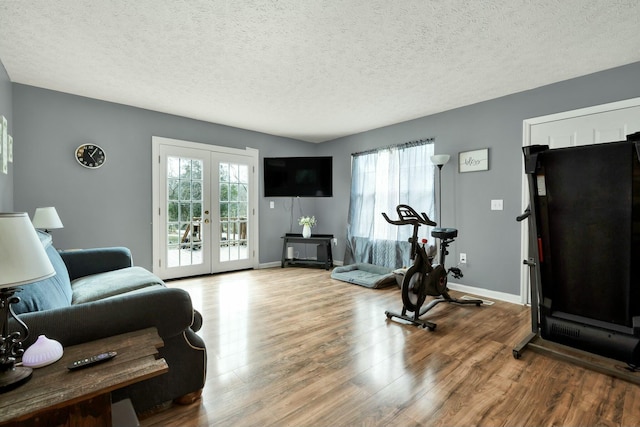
401, 265, 427, 312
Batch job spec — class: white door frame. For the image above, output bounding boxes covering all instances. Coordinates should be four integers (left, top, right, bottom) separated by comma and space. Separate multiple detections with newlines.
152, 136, 259, 279
519, 97, 640, 304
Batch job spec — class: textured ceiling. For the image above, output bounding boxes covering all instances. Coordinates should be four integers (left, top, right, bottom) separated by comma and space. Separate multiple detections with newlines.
1, 1, 639, 143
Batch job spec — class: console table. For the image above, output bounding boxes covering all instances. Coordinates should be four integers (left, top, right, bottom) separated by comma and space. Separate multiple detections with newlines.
281, 233, 334, 270
0, 327, 168, 427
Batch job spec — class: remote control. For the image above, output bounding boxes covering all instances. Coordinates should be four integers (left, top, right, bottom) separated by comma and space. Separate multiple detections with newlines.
67, 351, 117, 370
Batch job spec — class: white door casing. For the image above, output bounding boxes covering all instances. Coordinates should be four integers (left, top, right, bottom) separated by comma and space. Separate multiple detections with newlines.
520, 97, 640, 304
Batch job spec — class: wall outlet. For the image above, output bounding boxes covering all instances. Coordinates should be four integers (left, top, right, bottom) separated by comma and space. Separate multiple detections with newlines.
269, 201, 275, 209
491, 199, 503, 210
460, 253, 467, 263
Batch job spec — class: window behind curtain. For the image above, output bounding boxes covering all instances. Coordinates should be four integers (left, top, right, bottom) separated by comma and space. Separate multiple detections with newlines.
345, 139, 436, 268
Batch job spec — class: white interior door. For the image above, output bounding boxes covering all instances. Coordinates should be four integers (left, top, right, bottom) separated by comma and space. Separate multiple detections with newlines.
520, 98, 640, 303
152, 137, 259, 280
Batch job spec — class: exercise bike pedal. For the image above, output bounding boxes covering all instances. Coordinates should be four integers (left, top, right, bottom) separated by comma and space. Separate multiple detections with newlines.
448, 267, 463, 279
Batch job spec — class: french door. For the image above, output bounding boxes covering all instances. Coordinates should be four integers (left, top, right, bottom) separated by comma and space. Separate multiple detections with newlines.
152, 137, 259, 280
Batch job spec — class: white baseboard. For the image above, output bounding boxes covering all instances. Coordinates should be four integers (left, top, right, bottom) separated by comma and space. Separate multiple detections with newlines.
258, 261, 281, 269
447, 281, 521, 305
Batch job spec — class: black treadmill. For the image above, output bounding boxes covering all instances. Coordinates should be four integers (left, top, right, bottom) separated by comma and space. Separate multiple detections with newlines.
516, 133, 640, 368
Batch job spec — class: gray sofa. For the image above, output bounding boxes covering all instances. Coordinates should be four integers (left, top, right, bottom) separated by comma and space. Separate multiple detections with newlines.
9, 231, 207, 413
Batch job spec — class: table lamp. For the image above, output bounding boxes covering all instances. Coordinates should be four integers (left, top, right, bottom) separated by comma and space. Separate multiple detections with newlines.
0, 213, 56, 393
31, 207, 64, 233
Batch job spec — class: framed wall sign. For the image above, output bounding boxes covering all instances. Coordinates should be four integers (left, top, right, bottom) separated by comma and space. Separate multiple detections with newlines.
459, 148, 489, 172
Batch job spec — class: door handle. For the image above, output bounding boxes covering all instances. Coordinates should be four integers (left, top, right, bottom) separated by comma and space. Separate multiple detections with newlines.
204, 219, 210, 224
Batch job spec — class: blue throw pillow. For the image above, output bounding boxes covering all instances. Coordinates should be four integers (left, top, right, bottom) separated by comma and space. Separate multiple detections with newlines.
12, 232, 73, 315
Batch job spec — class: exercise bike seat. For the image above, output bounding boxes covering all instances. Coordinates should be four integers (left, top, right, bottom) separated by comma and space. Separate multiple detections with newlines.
431, 227, 458, 239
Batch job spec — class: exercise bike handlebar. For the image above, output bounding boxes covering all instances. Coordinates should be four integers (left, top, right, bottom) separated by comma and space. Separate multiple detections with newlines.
381, 204, 437, 227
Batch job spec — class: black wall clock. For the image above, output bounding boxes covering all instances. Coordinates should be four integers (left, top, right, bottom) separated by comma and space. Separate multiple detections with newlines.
75, 144, 106, 169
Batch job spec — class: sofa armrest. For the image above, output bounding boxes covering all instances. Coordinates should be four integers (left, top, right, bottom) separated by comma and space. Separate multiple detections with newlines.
12, 287, 194, 348
60, 247, 134, 280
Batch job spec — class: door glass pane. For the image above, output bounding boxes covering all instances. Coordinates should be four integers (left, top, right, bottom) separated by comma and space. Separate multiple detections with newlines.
219, 162, 249, 262
179, 181, 191, 200
168, 179, 179, 200
220, 183, 229, 201
168, 157, 179, 178
167, 156, 203, 268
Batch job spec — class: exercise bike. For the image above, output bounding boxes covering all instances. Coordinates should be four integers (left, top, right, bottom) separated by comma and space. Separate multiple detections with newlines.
382, 204, 483, 330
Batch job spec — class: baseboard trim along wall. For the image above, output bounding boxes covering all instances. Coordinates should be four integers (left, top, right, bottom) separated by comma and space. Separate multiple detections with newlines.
259, 262, 282, 269
447, 281, 521, 305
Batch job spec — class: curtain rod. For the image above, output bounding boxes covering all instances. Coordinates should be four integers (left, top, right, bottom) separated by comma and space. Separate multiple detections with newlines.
351, 137, 434, 157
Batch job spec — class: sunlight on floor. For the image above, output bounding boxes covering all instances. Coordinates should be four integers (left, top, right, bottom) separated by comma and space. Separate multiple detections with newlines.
215, 280, 250, 375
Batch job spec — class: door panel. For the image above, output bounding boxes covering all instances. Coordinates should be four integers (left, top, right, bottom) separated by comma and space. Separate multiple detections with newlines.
530, 106, 640, 149
166, 155, 205, 268
521, 99, 640, 303
213, 154, 254, 273
158, 146, 212, 279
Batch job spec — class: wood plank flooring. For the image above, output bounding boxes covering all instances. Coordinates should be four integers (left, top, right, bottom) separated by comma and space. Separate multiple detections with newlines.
139, 267, 640, 427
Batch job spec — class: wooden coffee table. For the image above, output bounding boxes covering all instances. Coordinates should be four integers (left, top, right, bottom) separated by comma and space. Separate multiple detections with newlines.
0, 327, 168, 426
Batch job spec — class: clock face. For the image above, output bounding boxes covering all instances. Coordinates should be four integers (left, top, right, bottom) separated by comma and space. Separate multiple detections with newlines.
75, 144, 106, 169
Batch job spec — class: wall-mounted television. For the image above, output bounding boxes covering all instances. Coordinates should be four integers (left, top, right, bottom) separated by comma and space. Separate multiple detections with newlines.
264, 156, 333, 197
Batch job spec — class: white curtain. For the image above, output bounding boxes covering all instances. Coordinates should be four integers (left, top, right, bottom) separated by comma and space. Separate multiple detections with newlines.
345, 139, 436, 268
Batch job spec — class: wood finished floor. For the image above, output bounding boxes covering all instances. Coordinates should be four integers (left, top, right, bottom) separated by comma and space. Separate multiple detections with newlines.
140, 267, 640, 427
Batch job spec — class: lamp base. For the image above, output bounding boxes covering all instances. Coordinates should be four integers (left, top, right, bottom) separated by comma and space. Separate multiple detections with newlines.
0, 366, 33, 393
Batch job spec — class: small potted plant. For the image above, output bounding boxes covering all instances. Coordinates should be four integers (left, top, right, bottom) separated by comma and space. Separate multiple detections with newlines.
299, 216, 316, 238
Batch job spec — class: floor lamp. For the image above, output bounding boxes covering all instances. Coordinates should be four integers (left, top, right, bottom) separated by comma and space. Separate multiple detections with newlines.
430, 154, 450, 225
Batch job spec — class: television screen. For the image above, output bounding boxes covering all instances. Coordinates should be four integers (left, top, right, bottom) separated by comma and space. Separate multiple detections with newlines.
264, 157, 333, 197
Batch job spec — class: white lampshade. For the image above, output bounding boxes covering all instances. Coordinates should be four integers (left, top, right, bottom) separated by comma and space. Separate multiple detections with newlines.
32, 207, 64, 231
431, 154, 451, 166
0, 213, 56, 288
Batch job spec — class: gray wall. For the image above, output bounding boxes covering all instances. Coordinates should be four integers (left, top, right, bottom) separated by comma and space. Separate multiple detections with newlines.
12, 84, 319, 270
319, 61, 640, 296
0, 59, 12, 211
9, 60, 640, 299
